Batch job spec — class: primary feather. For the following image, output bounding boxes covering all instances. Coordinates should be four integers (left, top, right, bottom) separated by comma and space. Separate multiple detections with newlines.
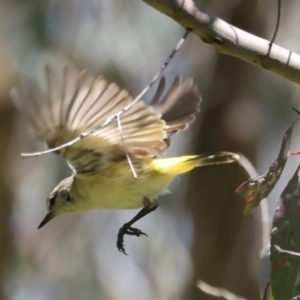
11, 63, 201, 174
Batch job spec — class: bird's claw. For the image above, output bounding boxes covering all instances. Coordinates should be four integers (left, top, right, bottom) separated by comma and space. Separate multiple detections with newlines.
127, 227, 148, 237
117, 226, 147, 255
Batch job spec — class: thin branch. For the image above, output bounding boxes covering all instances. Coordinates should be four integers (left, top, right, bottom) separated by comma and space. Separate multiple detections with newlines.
262, 282, 270, 300
116, 114, 137, 178
21, 30, 190, 158
81, 29, 189, 137
274, 245, 300, 258
143, 0, 300, 84
293, 107, 300, 115
269, 0, 281, 47
197, 280, 248, 300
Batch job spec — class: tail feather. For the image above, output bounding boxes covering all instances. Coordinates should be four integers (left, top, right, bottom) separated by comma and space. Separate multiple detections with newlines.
195, 152, 240, 167
153, 152, 239, 175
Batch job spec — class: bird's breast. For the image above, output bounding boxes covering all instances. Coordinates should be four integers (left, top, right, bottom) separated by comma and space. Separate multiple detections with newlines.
70, 160, 174, 211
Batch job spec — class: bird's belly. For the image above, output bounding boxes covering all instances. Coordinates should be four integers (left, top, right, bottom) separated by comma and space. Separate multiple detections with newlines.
73, 172, 173, 211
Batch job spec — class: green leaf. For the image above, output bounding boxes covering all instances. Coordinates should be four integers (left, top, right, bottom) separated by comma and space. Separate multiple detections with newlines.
271, 165, 300, 300
236, 123, 293, 215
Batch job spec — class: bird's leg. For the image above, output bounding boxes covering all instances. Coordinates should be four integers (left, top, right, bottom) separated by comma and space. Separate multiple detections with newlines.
117, 198, 158, 255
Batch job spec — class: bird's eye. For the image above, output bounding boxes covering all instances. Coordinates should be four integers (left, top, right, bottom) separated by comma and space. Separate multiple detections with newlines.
66, 194, 71, 202
49, 197, 55, 208
60, 190, 70, 202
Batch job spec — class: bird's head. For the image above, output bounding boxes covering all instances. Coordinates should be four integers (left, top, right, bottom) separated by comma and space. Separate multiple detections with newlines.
38, 176, 74, 229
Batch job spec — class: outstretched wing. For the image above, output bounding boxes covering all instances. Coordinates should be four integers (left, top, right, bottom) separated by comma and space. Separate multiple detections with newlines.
11, 63, 201, 174
150, 76, 201, 150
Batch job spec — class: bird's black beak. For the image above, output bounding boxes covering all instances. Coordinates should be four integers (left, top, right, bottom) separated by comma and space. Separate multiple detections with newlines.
38, 212, 55, 229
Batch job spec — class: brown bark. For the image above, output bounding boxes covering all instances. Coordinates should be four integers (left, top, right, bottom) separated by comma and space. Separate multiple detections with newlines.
0, 100, 15, 300
184, 1, 266, 299
0, 40, 17, 299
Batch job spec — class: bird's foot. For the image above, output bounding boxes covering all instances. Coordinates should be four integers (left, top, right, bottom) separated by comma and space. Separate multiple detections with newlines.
117, 225, 147, 255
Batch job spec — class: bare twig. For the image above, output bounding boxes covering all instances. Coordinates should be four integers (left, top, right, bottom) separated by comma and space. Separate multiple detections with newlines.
197, 280, 248, 300
116, 114, 137, 178
269, 0, 281, 47
143, 0, 300, 84
293, 107, 300, 115
21, 30, 190, 158
262, 282, 270, 300
274, 245, 300, 258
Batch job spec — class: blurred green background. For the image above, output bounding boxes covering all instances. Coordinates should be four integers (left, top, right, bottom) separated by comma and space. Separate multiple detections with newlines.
1, 0, 300, 299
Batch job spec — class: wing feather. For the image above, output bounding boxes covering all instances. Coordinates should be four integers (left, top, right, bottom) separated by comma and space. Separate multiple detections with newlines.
11, 63, 201, 174
150, 76, 201, 151
150, 76, 166, 106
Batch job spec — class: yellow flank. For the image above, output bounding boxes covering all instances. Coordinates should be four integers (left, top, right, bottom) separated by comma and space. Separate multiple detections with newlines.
66, 153, 237, 214
68, 155, 204, 213
151, 155, 202, 176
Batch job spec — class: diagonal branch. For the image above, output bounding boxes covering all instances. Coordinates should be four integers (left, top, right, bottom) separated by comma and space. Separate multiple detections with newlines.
269, 0, 281, 46
143, 0, 300, 84
274, 245, 300, 258
21, 30, 190, 158
197, 280, 248, 300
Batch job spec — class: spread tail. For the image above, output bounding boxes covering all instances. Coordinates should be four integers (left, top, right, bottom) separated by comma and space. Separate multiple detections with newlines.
153, 152, 239, 176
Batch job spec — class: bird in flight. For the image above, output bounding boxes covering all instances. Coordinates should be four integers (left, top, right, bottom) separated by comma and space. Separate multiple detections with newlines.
11, 63, 239, 255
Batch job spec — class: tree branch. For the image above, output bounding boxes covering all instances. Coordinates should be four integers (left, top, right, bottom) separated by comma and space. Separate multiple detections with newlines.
143, 0, 300, 84
197, 280, 248, 300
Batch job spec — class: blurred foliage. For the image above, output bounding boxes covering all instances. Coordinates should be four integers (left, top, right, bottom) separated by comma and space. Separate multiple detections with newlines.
270, 165, 300, 300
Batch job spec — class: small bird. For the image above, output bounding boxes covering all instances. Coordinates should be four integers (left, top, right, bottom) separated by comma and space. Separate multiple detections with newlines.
11, 63, 239, 254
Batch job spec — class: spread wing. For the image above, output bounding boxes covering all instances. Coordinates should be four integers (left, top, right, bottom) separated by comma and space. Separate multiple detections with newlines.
11, 63, 201, 174
150, 76, 200, 147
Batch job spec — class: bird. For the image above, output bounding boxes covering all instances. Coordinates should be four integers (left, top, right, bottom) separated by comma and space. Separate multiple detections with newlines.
11, 63, 239, 255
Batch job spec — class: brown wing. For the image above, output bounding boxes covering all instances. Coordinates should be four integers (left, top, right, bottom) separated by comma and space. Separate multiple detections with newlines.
11, 63, 201, 174
150, 76, 201, 152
